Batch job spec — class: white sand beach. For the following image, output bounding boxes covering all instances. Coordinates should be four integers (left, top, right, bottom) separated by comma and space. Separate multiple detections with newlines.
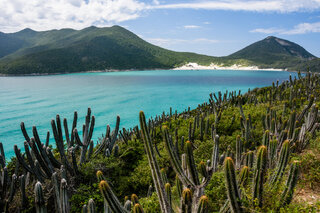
173, 62, 285, 71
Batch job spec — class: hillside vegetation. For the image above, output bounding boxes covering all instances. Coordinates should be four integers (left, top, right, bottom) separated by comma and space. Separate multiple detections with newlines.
0, 26, 219, 74
1, 71, 320, 212
0, 26, 318, 74
228, 36, 316, 70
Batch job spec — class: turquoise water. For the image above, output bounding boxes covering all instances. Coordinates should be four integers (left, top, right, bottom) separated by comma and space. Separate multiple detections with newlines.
0, 69, 297, 158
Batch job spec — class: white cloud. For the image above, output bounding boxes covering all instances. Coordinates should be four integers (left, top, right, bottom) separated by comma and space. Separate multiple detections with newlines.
203, 22, 211, 25
1, 0, 320, 32
0, 0, 146, 32
152, 0, 320, 13
146, 37, 219, 46
152, 0, 160, 5
193, 38, 219, 43
250, 28, 284, 34
184, 25, 201, 29
283, 22, 320, 34
250, 21, 320, 35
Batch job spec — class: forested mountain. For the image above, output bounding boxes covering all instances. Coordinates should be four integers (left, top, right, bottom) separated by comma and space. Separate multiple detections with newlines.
0, 26, 317, 74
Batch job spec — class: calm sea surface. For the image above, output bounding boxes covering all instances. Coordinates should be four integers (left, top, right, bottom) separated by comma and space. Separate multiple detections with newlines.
0, 69, 298, 158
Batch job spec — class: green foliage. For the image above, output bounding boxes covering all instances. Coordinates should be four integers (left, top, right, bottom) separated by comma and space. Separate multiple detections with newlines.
0, 26, 220, 74
204, 172, 227, 211
4, 70, 320, 213
298, 152, 320, 189
139, 192, 161, 213
282, 202, 320, 213
70, 184, 104, 213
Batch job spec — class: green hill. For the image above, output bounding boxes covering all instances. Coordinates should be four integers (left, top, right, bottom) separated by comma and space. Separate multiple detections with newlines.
0, 26, 317, 74
293, 58, 320, 72
228, 36, 316, 70
0, 32, 27, 58
0, 26, 221, 74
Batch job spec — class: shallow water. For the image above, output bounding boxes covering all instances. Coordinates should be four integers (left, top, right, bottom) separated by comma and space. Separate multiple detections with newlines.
0, 69, 298, 158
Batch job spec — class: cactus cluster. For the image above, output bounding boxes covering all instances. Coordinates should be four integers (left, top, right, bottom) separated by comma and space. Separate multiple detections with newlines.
1, 71, 320, 212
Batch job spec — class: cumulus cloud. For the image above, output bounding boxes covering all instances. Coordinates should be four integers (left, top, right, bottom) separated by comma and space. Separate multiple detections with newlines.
0, 0, 146, 32
283, 22, 320, 34
1, 0, 320, 32
250, 21, 320, 35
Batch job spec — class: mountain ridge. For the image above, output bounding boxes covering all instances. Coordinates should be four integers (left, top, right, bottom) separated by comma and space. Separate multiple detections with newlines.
0, 26, 318, 74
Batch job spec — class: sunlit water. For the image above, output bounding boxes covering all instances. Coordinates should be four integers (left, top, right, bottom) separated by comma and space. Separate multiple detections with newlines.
0, 69, 298, 158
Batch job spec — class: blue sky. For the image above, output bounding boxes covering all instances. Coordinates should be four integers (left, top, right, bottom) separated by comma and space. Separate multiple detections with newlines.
1, 0, 320, 57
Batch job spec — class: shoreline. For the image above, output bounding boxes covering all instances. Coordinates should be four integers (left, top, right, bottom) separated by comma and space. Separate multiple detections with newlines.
0, 64, 296, 77
172, 62, 285, 72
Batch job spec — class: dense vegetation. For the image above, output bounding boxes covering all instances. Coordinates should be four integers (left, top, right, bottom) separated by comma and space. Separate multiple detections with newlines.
0, 26, 218, 74
0, 26, 318, 74
1, 71, 320, 212
228, 36, 316, 70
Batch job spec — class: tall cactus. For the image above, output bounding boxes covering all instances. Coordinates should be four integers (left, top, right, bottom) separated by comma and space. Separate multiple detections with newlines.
60, 178, 70, 213
88, 199, 96, 213
99, 180, 130, 213
235, 135, 242, 169
270, 140, 290, 185
139, 111, 171, 213
133, 203, 144, 213
181, 188, 193, 213
197, 196, 209, 213
280, 161, 300, 206
34, 182, 47, 213
253, 146, 267, 207
224, 157, 242, 213
185, 141, 200, 186
238, 166, 249, 187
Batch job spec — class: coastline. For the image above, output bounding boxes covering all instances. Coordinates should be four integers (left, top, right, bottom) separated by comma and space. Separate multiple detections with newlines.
173, 62, 285, 72
0, 63, 293, 77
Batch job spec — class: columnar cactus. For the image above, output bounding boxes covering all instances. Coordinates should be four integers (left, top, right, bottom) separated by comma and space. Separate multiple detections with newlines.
280, 161, 300, 206
197, 196, 209, 213
235, 135, 242, 169
19, 174, 28, 208
88, 199, 96, 213
224, 157, 242, 213
139, 111, 171, 213
270, 140, 290, 185
253, 146, 267, 207
238, 166, 249, 187
131, 194, 139, 205
181, 188, 193, 213
34, 182, 47, 213
165, 183, 172, 207
60, 178, 70, 213
133, 203, 144, 213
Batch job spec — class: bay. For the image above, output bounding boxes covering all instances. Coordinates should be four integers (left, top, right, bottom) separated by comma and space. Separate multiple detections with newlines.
0, 69, 298, 158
